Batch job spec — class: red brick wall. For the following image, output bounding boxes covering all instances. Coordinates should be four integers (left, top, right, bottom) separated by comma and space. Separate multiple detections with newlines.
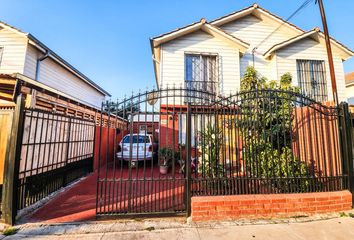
191, 191, 352, 221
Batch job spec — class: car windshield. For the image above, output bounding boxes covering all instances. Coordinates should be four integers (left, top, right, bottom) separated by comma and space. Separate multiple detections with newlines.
122, 135, 150, 144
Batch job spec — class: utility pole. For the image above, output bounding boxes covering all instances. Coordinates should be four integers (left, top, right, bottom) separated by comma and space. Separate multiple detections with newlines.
317, 0, 338, 104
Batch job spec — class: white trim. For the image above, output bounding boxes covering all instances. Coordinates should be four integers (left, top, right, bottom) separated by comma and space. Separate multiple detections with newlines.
264, 29, 320, 59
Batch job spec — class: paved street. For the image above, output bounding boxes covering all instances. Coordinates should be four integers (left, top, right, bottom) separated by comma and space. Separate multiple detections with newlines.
3, 216, 354, 240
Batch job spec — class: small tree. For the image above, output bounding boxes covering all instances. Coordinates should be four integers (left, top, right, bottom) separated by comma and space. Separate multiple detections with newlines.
239, 66, 316, 192
198, 124, 223, 178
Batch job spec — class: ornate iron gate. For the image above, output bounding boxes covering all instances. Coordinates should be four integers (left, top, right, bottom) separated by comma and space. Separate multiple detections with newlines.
96, 87, 352, 217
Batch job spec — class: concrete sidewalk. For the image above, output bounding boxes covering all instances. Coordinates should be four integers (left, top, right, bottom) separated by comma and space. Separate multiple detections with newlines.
3, 216, 354, 240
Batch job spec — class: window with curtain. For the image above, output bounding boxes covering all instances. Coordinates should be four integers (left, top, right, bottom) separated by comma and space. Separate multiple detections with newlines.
296, 59, 327, 102
185, 54, 218, 93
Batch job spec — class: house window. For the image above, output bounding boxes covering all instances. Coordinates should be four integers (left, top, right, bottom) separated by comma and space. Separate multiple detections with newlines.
185, 54, 218, 93
297, 60, 327, 102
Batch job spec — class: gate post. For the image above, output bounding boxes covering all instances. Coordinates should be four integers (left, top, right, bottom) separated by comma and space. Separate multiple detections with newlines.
63, 117, 72, 187
339, 102, 354, 206
185, 102, 192, 217
2, 94, 25, 225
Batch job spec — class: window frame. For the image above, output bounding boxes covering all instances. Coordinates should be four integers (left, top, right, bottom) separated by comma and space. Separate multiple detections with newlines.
184, 52, 219, 94
296, 59, 327, 102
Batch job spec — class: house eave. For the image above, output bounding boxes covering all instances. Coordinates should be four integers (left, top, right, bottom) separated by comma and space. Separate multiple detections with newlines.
27, 34, 111, 97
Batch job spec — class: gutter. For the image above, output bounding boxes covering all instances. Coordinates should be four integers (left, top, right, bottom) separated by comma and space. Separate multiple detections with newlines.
35, 50, 50, 81
27, 33, 111, 97
150, 38, 159, 88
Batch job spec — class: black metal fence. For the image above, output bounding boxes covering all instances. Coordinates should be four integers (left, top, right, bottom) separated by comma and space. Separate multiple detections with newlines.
17, 108, 95, 211
97, 87, 353, 217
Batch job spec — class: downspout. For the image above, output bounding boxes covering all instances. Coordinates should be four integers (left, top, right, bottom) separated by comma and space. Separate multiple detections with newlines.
35, 50, 50, 81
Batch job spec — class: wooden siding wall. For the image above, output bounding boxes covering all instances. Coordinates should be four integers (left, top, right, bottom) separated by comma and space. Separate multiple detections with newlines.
0, 28, 27, 74
277, 38, 347, 102
220, 15, 295, 79
161, 30, 240, 95
23, 45, 105, 108
160, 15, 348, 102
0, 106, 14, 184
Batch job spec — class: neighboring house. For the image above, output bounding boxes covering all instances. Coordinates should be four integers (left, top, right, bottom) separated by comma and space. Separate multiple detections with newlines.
150, 3, 354, 103
0, 20, 110, 109
345, 72, 354, 105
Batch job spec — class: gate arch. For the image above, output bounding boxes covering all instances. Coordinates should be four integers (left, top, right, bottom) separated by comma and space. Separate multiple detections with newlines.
96, 87, 346, 217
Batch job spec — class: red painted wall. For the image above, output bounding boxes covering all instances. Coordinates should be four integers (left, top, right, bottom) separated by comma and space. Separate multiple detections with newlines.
93, 126, 120, 171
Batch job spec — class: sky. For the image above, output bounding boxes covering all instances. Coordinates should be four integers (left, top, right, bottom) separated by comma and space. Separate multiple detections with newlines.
1, 0, 353, 99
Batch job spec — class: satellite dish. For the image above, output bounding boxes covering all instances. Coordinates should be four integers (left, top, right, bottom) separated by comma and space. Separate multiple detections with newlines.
147, 91, 158, 105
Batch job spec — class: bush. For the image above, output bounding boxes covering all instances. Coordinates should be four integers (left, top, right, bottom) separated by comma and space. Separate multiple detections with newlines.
239, 66, 319, 193
198, 124, 223, 178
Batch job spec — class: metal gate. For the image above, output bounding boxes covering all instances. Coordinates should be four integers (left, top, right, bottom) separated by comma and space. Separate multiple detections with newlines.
96, 87, 353, 217
16, 107, 95, 211
96, 87, 218, 216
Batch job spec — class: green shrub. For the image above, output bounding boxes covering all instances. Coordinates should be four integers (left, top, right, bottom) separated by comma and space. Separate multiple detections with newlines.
239, 66, 319, 193
198, 124, 223, 178
2, 227, 18, 236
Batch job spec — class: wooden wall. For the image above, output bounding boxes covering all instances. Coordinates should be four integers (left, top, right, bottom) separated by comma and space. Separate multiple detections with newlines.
0, 106, 14, 184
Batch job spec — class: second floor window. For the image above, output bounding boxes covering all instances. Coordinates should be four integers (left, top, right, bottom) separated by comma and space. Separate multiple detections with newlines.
297, 59, 327, 102
185, 54, 218, 93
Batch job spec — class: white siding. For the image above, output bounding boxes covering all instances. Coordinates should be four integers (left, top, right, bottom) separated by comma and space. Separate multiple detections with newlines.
276, 38, 346, 102
24, 45, 105, 108
161, 30, 240, 95
219, 15, 297, 80
0, 28, 27, 74
159, 14, 349, 102
23, 44, 38, 78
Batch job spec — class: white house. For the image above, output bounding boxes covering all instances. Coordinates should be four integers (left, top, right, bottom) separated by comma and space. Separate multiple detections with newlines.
150, 4, 354, 103
0, 20, 110, 109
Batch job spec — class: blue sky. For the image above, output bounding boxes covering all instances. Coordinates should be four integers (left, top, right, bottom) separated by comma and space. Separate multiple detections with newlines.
1, 0, 353, 99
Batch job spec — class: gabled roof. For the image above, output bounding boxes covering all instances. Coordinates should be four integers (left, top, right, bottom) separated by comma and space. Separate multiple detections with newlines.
264, 28, 321, 59
263, 28, 354, 60
150, 18, 250, 86
210, 4, 305, 35
0, 21, 111, 97
151, 18, 250, 52
150, 3, 354, 85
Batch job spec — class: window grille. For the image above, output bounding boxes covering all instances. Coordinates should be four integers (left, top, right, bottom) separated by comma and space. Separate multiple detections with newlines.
297, 59, 327, 102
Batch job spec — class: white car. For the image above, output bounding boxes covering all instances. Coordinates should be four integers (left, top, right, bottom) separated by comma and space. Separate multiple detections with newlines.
116, 134, 156, 162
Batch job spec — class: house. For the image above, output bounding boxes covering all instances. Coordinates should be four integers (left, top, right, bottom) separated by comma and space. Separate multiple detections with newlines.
150, 4, 354, 103
0, 20, 110, 109
345, 72, 354, 105
0, 20, 127, 224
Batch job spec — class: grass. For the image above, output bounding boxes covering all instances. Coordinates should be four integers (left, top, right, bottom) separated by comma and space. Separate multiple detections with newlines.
2, 227, 18, 236
144, 226, 155, 231
339, 212, 348, 217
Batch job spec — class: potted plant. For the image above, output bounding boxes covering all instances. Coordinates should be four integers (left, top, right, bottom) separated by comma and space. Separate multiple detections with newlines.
158, 147, 173, 174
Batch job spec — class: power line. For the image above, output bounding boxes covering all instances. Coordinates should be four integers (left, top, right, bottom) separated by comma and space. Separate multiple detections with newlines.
253, 0, 315, 53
